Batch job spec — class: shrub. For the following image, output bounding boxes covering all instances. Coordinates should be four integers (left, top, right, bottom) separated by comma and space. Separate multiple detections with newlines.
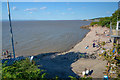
69, 76, 92, 80
101, 41, 106, 46
90, 22, 99, 26
92, 9, 120, 28
2, 58, 46, 79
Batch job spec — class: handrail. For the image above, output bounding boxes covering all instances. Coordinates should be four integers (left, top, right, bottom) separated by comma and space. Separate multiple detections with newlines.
7, 0, 15, 58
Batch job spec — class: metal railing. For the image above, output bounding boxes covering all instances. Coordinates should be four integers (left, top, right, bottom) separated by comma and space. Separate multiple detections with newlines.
110, 23, 120, 37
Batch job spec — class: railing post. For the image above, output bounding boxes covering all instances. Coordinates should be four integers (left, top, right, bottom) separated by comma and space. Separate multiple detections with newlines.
110, 22, 112, 35
7, 0, 16, 58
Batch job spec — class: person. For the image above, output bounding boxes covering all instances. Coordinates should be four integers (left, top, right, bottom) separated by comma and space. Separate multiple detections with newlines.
10, 53, 12, 58
96, 45, 99, 48
82, 71, 86, 77
85, 68, 89, 76
95, 31, 97, 34
82, 68, 87, 77
107, 62, 110, 67
6, 50, 8, 54
6, 50, 9, 58
2, 51, 6, 58
85, 46, 89, 49
101, 50, 104, 54
7, 53, 12, 59
109, 38, 112, 43
103, 75, 108, 80
30, 56, 34, 62
93, 43, 96, 47
112, 49, 115, 53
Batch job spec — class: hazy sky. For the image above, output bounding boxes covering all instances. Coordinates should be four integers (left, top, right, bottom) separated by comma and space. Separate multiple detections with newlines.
1, 0, 119, 2
2, 2, 118, 20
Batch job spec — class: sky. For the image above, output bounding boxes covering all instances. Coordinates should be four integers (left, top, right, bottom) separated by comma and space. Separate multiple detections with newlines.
1, 0, 119, 2
2, 2, 118, 20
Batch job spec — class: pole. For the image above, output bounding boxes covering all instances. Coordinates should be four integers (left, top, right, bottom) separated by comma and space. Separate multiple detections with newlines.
118, 2, 119, 22
7, 0, 15, 58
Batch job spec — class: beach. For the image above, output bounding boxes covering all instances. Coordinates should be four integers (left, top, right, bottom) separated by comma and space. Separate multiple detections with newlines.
2, 25, 113, 78
34, 25, 113, 78
61, 26, 112, 54
2, 2, 118, 79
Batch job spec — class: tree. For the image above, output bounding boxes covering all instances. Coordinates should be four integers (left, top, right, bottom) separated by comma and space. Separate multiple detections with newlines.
90, 9, 120, 28
2, 58, 47, 79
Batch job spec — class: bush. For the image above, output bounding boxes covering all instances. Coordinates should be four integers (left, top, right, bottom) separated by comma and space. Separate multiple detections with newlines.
101, 41, 106, 46
98, 17, 111, 28
90, 22, 99, 26
2, 58, 46, 79
92, 9, 120, 28
69, 76, 92, 80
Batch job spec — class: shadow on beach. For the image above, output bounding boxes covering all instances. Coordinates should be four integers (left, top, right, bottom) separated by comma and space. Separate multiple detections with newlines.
34, 52, 88, 78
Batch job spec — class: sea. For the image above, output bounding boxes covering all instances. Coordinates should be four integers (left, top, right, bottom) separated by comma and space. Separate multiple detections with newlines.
2, 20, 91, 56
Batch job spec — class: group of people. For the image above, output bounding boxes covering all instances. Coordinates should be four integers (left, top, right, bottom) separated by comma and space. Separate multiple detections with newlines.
1, 50, 12, 59
92, 39, 101, 48
81, 68, 93, 77
85, 40, 99, 50
93, 38, 112, 49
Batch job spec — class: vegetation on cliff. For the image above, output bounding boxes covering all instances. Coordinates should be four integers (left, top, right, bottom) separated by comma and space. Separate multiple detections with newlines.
90, 9, 120, 28
99, 43, 120, 78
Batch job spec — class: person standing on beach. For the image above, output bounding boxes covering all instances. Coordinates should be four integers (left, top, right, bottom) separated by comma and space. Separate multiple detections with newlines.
109, 38, 112, 43
85, 46, 89, 49
7, 52, 12, 59
6, 50, 9, 58
93, 43, 96, 48
2, 51, 6, 58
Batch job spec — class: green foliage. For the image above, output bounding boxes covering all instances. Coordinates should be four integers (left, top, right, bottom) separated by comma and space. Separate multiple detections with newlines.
90, 9, 120, 28
2, 58, 46, 79
69, 76, 92, 80
99, 17, 111, 27
90, 22, 99, 26
111, 10, 120, 23
100, 42, 120, 78
101, 41, 106, 46
69, 76, 78, 80
55, 76, 59, 80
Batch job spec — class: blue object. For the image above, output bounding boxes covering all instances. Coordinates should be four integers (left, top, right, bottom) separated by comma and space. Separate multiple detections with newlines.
103, 75, 108, 80
85, 46, 89, 49
7, 0, 16, 58
2, 56, 25, 66
112, 49, 115, 53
